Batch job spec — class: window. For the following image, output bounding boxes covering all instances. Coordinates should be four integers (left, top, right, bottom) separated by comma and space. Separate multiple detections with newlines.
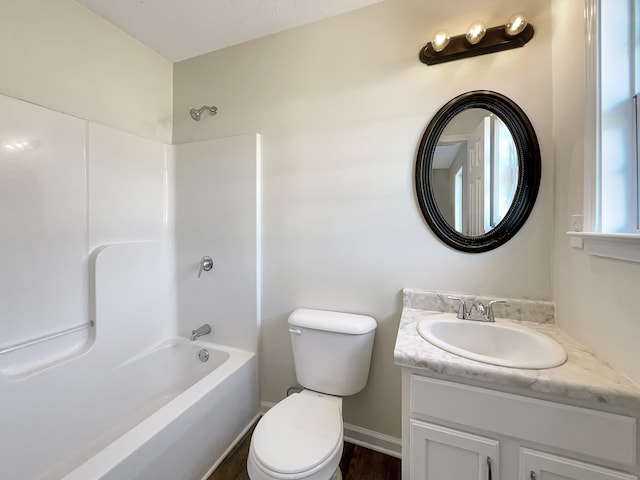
492, 117, 518, 226
571, 0, 640, 261
599, 0, 639, 232
454, 166, 463, 232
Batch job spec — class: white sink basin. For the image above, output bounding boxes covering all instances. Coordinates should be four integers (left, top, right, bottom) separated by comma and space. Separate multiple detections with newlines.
416, 314, 567, 369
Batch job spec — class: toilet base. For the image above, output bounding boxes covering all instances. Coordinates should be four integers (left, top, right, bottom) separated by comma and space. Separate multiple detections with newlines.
330, 467, 342, 480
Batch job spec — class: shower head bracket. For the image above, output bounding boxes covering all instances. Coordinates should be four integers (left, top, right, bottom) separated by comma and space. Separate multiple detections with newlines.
189, 105, 218, 121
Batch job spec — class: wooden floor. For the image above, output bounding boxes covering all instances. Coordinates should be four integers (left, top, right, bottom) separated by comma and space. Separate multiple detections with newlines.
339, 442, 401, 480
208, 427, 401, 480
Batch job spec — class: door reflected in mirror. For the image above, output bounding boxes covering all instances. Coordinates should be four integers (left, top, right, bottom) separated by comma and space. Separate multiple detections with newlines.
431, 109, 518, 236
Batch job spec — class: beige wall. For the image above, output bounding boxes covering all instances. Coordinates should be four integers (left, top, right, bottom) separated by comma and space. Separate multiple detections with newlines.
0, 0, 173, 143
174, 0, 554, 439
552, 0, 640, 386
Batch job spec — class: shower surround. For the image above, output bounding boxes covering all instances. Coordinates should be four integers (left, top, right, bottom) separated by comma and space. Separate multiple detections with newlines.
0, 93, 260, 479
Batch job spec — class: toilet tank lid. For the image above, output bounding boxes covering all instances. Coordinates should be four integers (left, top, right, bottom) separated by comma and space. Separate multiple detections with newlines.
288, 308, 377, 335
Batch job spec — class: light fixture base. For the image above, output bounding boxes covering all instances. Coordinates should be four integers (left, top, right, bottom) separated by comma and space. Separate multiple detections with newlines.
420, 23, 534, 66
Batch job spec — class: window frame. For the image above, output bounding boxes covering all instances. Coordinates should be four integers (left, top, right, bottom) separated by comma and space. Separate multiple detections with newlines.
568, 0, 640, 262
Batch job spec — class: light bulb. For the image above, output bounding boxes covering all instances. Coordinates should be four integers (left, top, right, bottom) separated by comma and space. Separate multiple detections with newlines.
466, 21, 486, 45
431, 30, 450, 53
505, 13, 527, 37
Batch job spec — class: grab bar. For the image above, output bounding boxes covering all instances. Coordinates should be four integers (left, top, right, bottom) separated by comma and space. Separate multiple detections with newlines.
0, 321, 94, 355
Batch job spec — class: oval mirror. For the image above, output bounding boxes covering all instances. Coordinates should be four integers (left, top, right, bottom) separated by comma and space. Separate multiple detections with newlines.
415, 90, 541, 252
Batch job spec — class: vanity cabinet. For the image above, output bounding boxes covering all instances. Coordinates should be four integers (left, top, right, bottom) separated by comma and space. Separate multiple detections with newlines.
402, 372, 639, 480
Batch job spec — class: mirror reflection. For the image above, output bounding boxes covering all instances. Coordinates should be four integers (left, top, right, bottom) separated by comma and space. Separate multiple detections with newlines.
431, 109, 518, 236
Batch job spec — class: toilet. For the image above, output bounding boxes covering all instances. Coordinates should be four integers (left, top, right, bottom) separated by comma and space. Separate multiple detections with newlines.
247, 308, 377, 480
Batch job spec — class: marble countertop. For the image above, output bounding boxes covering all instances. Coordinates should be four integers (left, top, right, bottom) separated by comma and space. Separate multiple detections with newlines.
394, 307, 640, 412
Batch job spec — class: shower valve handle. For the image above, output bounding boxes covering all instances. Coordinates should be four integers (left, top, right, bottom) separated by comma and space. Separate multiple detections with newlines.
197, 256, 214, 278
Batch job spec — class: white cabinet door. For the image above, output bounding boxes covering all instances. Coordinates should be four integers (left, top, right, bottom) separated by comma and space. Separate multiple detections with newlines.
411, 419, 499, 480
520, 449, 637, 480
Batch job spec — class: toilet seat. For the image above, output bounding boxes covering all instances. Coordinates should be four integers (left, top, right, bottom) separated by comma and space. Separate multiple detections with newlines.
250, 392, 343, 478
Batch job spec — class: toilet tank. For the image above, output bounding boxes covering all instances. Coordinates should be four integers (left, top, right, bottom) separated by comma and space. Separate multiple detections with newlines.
288, 308, 377, 396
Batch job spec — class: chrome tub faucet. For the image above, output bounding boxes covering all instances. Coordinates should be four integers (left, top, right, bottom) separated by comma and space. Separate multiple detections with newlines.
190, 324, 211, 341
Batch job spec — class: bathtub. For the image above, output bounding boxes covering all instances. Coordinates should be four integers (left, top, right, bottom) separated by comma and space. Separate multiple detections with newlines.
0, 338, 258, 480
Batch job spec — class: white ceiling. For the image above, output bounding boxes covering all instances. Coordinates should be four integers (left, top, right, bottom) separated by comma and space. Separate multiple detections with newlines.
77, 0, 383, 63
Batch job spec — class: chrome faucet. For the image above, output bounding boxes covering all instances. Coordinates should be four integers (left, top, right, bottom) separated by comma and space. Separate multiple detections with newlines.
190, 324, 211, 341
447, 296, 506, 323
448, 296, 468, 319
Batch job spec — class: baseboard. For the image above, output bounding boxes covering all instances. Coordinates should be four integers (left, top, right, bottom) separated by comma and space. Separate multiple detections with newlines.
259, 400, 402, 459
260, 400, 276, 413
343, 422, 402, 459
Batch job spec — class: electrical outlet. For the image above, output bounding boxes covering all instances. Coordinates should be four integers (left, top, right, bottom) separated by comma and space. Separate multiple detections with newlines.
569, 214, 583, 248
570, 214, 583, 232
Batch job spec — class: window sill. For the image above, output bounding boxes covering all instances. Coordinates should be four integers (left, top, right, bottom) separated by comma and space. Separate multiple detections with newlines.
567, 232, 640, 263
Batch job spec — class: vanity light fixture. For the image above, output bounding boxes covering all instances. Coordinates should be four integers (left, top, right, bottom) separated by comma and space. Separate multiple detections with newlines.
505, 12, 528, 37
465, 21, 487, 45
432, 30, 451, 52
419, 13, 534, 66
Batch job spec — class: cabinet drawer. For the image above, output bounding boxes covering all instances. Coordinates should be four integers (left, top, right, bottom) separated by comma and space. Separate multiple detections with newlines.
520, 448, 637, 480
411, 375, 637, 467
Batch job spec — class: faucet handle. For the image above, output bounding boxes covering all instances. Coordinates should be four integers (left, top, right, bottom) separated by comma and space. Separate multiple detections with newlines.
485, 300, 506, 322
447, 296, 467, 319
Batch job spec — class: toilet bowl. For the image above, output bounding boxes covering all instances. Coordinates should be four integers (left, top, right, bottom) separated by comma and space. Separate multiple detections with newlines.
247, 391, 343, 480
247, 309, 377, 480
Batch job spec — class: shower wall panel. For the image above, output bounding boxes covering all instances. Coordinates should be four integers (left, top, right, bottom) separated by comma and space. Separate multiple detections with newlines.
0, 94, 88, 352
174, 134, 259, 353
0, 93, 173, 373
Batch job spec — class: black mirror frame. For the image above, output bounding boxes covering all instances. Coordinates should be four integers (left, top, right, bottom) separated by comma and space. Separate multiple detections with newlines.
415, 90, 541, 253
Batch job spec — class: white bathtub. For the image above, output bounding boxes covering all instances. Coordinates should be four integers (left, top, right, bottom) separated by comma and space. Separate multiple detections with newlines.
0, 338, 258, 480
